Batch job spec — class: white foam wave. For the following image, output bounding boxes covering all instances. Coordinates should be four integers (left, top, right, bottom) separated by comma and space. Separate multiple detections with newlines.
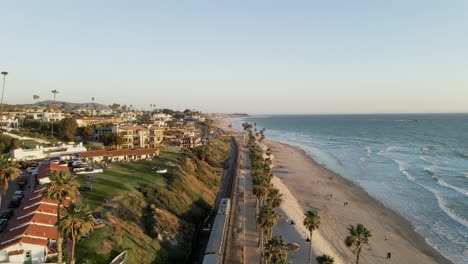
436, 178, 468, 197
430, 187, 468, 227
379, 152, 468, 228
378, 151, 416, 181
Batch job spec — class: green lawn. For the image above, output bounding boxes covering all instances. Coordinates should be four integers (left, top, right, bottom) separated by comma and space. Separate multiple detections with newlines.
77, 159, 177, 210
20, 139, 42, 149
75, 150, 185, 263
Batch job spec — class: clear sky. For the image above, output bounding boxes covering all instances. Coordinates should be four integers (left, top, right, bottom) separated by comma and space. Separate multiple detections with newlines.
1, 0, 467, 114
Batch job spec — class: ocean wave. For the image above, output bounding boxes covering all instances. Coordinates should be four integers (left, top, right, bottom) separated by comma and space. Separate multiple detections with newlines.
430, 187, 468, 228
378, 151, 416, 181
426, 166, 468, 196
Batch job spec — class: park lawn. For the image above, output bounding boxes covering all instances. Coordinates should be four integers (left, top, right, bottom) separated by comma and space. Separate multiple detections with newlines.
78, 160, 167, 210
75, 149, 186, 263
20, 139, 42, 149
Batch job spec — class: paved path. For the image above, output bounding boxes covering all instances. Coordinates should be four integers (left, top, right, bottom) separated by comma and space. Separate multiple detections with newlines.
238, 143, 260, 264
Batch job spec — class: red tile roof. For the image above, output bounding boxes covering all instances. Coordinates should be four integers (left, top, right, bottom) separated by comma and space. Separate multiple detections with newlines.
81, 148, 158, 158
36, 163, 69, 181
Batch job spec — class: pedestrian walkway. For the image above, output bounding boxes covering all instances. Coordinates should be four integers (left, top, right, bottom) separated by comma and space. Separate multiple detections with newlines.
239, 144, 260, 264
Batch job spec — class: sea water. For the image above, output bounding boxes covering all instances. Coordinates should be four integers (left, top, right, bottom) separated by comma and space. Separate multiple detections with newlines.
233, 114, 468, 264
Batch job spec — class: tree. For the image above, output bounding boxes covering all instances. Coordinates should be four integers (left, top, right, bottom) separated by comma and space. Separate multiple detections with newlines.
59, 202, 96, 264
78, 126, 94, 138
33, 94, 40, 104
304, 209, 321, 264
58, 117, 78, 141
316, 254, 335, 264
257, 205, 280, 251
345, 224, 372, 264
100, 133, 124, 149
266, 188, 283, 208
263, 236, 288, 264
0, 155, 21, 208
43, 171, 77, 264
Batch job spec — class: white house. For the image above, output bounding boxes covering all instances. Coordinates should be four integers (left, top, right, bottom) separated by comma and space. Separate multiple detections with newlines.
0, 116, 19, 131
41, 112, 64, 123
10, 142, 87, 161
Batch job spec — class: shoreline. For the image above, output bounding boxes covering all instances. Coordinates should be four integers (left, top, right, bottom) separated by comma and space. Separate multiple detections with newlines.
216, 117, 453, 264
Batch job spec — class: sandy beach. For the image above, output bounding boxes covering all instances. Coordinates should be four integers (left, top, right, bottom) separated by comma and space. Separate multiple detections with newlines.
217, 117, 453, 264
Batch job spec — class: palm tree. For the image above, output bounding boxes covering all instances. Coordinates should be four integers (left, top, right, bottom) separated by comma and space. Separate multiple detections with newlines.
263, 236, 288, 264
257, 205, 280, 250
253, 180, 270, 215
33, 94, 40, 105
59, 202, 96, 264
345, 224, 372, 264
304, 209, 321, 264
0, 155, 21, 208
43, 171, 77, 264
316, 254, 335, 264
266, 188, 283, 208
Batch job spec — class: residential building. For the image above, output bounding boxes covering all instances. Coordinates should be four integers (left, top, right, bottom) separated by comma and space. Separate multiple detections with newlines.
10, 142, 87, 161
0, 190, 59, 263
36, 163, 70, 185
180, 136, 202, 150
0, 116, 19, 131
41, 112, 64, 123
80, 148, 158, 162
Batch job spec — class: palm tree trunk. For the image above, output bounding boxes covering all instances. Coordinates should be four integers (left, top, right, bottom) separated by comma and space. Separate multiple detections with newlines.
71, 233, 76, 264
57, 202, 63, 264
0, 186, 3, 210
309, 231, 313, 264
356, 246, 361, 264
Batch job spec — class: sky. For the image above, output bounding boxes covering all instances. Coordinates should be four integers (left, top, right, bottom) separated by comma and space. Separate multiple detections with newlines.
1, 0, 467, 114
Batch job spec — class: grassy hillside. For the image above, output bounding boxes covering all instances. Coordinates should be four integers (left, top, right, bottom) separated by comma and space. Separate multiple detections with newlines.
75, 137, 231, 263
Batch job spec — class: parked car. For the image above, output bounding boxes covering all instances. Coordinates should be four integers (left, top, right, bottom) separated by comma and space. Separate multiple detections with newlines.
0, 219, 8, 232
79, 186, 92, 192
8, 198, 21, 208
0, 210, 14, 220
50, 159, 60, 164
13, 190, 24, 200
18, 179, 28, 189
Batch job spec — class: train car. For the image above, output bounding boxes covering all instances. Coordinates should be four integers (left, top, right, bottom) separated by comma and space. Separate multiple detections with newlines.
202, 254, 220, 264
217, 198, 231, 215
203, 198, 231, 264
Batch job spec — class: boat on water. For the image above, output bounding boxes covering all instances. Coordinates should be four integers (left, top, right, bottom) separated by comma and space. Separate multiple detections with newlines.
109, 251, 127, 264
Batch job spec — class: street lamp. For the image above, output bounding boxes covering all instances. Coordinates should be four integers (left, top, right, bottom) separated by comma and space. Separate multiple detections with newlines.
51, 89, 59, 138
0, 71, 8, 130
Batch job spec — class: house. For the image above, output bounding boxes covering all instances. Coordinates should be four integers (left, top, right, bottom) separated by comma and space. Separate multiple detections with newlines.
35, 163, 69, 185
40, 112, 65, 123
0, 116, 19, 131
149, 127, 165, 146
0, 189, 59, 263
10, 142, 87, 161
80, 148, 158, 163
180, 136, 202, 150
94, 124, 165, 149
118, 125, 150, 149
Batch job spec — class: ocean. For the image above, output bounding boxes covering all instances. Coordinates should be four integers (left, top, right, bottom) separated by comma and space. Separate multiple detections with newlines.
233, 114, 468, 264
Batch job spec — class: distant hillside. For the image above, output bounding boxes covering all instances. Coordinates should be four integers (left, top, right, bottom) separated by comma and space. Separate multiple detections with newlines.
36, 100, 111, 111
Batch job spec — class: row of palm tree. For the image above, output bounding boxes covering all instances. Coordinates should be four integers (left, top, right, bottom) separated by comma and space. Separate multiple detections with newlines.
244, 123, 287, 263
244, 123, 373, 264
44, 170, 96, 264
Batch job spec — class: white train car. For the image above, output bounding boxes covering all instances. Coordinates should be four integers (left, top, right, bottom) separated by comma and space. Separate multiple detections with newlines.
203, 198, 231, 264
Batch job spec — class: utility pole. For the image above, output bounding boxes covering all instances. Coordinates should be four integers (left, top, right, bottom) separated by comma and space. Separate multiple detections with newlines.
0, 71, 8, 132
51, 89, 59, 138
